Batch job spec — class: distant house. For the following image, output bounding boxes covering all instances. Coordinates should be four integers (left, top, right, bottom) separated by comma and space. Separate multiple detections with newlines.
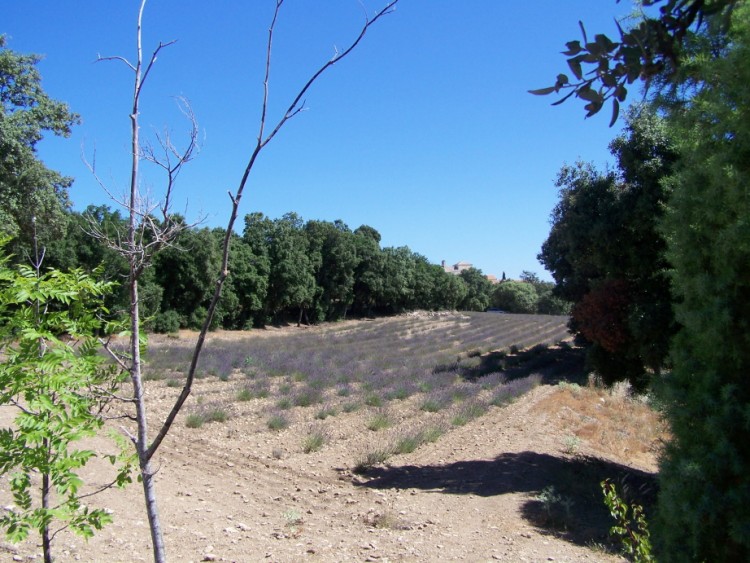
441, 260, 473, 275
441, 260, 500, 283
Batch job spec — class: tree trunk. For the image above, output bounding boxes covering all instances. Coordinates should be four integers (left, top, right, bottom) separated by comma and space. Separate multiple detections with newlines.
41, 450, 52, 563
140, 457, 165, 561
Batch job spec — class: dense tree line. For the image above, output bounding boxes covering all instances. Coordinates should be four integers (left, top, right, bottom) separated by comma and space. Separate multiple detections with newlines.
35, 206, 521, 330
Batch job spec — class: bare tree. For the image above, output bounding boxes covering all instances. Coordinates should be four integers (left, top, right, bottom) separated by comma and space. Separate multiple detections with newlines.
91, 1, 400, 561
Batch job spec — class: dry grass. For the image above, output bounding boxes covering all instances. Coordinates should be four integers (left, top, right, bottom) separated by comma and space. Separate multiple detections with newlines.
534, 381, 668, 469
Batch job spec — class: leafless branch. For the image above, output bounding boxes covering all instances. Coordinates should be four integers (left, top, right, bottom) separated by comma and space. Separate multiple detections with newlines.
140, 96, 201, 222
95, 54, 136, 71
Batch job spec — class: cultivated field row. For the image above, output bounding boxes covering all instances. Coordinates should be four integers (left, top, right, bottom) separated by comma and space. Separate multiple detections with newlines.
143, 312, 572, 468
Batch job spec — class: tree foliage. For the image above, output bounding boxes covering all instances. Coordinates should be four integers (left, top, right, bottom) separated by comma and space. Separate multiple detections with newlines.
655, 5, 750, 559
458, 267, 493, 312
492, 280, 538, 314
539, 107, 676, 389
0, 243, 130, 560
531, 0, 740, 125
0, 37, 80, 259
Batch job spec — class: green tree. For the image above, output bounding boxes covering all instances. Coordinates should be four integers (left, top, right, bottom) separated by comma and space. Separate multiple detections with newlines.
0, 38, 80, 259
48, 205, 132, 314
520, 271, 571, 315
458, 267, 493, 312
433, 268, 468, 310
266, 213, 316, 324
240, 212, 272, 327
492, 280, 538, 314
655, 5, 750, 559
218, 230, 268, 329
376, 246, 416, 314
305, 219, 357, 321
351, 225, 384, 316
411, 256, 456, 311
539, 107, 676, 389
153, 225, 220, 329
0, 243, 130, 562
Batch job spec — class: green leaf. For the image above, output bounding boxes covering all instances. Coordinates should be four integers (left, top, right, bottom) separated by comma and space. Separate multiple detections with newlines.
609, 98, 620, 127
562, 40, 582, 56
528, 86, 557, 96
567, 56, 584, 80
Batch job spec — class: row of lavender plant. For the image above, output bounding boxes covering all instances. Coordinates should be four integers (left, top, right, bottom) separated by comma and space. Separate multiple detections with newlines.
146, 314, 568, 431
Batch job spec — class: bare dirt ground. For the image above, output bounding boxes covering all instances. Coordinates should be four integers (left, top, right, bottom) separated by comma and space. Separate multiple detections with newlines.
1, 323, 665, 562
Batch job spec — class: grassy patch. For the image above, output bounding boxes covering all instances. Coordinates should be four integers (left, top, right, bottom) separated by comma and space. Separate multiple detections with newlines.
301, 426, 329, 453
267, 413, 290, 431
366, 410, 392, 431
185, 413, 205, 428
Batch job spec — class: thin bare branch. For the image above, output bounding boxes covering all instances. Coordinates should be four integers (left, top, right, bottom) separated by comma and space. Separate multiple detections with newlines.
146, 0, 402, 462
95, 54, 136, 71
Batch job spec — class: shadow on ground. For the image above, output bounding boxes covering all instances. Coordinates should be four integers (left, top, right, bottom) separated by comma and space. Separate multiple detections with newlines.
355, 451, 657, 551
450, 343, 589, 385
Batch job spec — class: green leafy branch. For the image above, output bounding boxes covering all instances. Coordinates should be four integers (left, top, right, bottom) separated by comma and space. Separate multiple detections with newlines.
530, 0, 739, 125
601, 478, 656, 562
0, 240, 132, 556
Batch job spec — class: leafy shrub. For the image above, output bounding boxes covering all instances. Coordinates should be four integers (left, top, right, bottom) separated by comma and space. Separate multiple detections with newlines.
490, 374, 541, 406
205, 408, 229, 423
366, 410, 392, 431
342, 402, 360, 413
364, 393, 383, 407
451, 400, 488, 426
601, 479, 654, 562
302, 426, 329, 453
314, 405, 337, 420
385, 386, 412, 401
276, 397, 292, 410
152, 309, 181, 334
236, 387, 254, 401
536, 485, 575, 528
420, 398, 443, 413
293, 388, 323, 407
353, 447, 392, 474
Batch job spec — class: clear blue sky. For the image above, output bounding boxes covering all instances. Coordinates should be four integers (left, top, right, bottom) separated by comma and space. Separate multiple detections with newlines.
5, 1, 635, 281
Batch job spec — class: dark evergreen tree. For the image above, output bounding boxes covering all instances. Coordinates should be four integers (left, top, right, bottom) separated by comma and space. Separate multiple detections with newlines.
656, 6, 750, 559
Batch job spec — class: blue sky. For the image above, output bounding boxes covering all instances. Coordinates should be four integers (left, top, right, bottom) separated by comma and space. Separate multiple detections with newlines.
5, 1, 635, 281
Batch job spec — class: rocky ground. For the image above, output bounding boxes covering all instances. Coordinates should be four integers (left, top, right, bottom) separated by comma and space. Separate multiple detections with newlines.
1, 323, 665, 562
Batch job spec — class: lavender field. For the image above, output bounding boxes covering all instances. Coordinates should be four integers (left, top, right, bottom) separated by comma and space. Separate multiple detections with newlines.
144, 311, 572, 465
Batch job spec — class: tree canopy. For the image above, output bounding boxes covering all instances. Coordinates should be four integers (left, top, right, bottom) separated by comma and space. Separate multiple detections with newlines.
0, 37, 79, 258
539, 106, 676, 390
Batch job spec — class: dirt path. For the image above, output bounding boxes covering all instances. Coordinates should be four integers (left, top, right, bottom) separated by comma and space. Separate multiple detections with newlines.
1, 377, 661, 562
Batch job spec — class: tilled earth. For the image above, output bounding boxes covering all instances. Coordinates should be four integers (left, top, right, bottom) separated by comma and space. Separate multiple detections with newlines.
1, 328, 661, 562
